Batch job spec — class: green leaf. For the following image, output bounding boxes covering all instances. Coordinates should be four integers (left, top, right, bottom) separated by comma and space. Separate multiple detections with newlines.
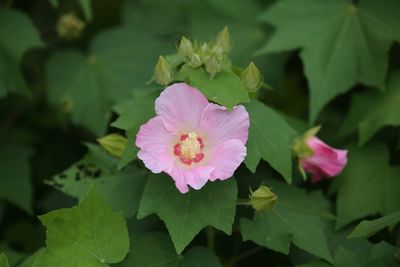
36, 189, 129, 266
348, 211, 400, 239
50, 0, 92, 20
117, 232, 222, 267
0, 143, 32, 213
340, 71, 400, 145
241, 181, 333, 263
18, 249, 45, 267
0, 253, 9, 267
112, 90, 157, 169
138, 174, 237, 254
332, 143, 400, 228
296, 262, 332, 267
244, 100, 296, 183
334, 242, 398, 267
188, 68, 250, 109
259, 0, 400, 122
47, 144, 146, 217
47, 26, 167, 135
0, 10, 42, 98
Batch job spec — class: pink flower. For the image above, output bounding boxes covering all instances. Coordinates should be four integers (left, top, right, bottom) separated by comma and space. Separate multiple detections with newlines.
300, 137, 347, 183
135, 83, 249, 193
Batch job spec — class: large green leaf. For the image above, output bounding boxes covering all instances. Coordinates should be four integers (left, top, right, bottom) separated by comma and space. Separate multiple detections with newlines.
348, 211, 400, 239
47, 144, 147, 217
36, 189, 129, 266
332, 144, 400, 228
340, 71, 400, 145
0, 253, 9, 267
0, 10, 42, 98
138, 174, 237, 254
241, 181, 333, 262
244, 100, 296, 183
117, 232, 222, 267
259, 0, 400, 122
0, 143, 32, 213
112, 90, 158, 169
47, 26, 168, 135
334, 242, 398, 267
188, 68, 250, 109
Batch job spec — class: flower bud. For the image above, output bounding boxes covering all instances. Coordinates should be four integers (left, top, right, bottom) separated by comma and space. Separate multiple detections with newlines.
215, 26, 231, 53
292, 126, 348, 183
188, 53, 202, 68
250, 185, 277, 212
97, 134, 127, 158
204, 51, 223, 79
154, 55, 173, 85
241, 62, 262, 93
178, 36, 193, 59
57, 13, 85, 40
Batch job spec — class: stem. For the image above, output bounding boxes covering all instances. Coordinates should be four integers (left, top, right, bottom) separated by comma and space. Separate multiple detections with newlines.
226, 246, 264, 267
236, 198, 251, 206
206, 226, 215, 251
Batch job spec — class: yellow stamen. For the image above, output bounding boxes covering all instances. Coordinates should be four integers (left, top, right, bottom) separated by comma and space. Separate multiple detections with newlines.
180, 132, 200, 159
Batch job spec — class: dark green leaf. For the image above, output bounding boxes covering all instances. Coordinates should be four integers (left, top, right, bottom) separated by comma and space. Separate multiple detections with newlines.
259, 0, 400, 122
0, 143, 32, 213
241, 181, 333, 262
47, 144, 146, 217
244, 100, 296, 183
117, 232, 222, 267
138, 174, 237, 254
348, 211, 400, 239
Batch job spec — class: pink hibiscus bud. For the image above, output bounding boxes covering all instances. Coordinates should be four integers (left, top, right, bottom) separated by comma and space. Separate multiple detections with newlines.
135, 83, 250, 193
292, 126, 348, 183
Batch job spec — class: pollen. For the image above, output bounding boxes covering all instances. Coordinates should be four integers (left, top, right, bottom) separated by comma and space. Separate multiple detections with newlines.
173, 132, 205, 165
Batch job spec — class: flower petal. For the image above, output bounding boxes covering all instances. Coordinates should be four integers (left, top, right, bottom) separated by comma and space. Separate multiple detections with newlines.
155, 83, 209, 132
199, 103, 249, 145
168, 166, 214, 193
136, 116, 174, 173
208, 139, 247, 181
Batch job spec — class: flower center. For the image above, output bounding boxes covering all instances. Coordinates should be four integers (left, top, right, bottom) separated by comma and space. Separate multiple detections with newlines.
174, 132, 205, 165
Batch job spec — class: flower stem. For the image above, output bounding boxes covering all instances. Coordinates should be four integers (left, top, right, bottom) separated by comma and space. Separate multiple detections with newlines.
226, 246, 264, 267
206, 226, 215, 251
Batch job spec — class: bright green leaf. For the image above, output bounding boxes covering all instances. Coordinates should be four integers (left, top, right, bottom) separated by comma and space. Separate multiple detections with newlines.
138, 174, 237, 254
117, 232, 222, 267
259, 0, 400, 122
241, 181, 333, 263
188, 68, 250, 109
47, 26, 168, 135
47, 144, 147, 217
332, 144, 400, 228
244, 100, 296, 183
36, 189, 129, 266
348, 211, 400, 239
0, 143, 32, 213
0, 253, 9, 267
0, 10, 42, 98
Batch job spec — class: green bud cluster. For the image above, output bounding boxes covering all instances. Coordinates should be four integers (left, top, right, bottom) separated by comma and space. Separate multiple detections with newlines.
57, 13, 85, 40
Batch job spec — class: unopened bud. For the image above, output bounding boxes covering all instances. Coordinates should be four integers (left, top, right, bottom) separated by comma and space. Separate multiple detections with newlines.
204, 51, 223, 79
154, 56, 173, 85
178, 36, 193, 59
188, 53, 202, 68
250, 185, 277, 212
215, 26, 231, 53
57, 13, 85, 40
241, 62, 262, 93
97, 134, 127, 158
